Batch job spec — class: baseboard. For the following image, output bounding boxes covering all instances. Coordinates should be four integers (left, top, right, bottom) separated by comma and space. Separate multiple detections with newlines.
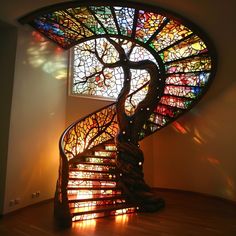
2, 198, 54, 217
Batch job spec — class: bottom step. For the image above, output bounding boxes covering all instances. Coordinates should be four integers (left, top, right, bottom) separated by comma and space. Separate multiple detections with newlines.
72, 204, 137, 221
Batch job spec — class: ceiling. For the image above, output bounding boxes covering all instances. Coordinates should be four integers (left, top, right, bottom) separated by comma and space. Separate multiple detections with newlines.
0, 0, 235, 100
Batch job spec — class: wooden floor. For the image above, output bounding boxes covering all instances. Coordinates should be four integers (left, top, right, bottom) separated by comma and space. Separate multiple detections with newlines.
1, 189, 236, 236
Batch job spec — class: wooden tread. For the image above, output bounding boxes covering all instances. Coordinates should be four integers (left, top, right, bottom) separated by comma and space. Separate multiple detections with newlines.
71, 161, 115, 166
71, 203, 136, 216
67, 186, 119, 191
69, 168, 116, 174
68, 177, 117, 182
68, 195, 127, 203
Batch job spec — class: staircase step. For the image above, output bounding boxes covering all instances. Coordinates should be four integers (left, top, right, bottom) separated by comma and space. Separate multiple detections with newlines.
69, 199, 127, 210
93, 148, 116, 152
68, 195, 127, 203
71, 161, 115, 166
77, 154, 116, 159
69, 168, 116, 174
68, 190, 123, 201
78, 158, 115, 164
90, 143, 116, 151
72, 206, 136, 221
70, 157, 116, 168
71, 203, 136, 216
69, 172, 116, 179
67, 186, 119, 191
68, 181, 116, 188
70, 164, 116, 173
68, 177, 117, 182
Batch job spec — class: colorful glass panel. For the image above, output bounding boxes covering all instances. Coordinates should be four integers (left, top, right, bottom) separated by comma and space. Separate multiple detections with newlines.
165, 72, 210, 87
45, 10, 94, 38
165, 56, 211, 73
164, 85, 202, 99
63, 104, 118, 160
160, 95, 192, 109
113, 7, 135, 36
150, 20, 193, 52
89, 6, 118, 34
155, 104, 181, 118
150, 113, 169, 126
160, 35, 208, 62
32, 18, 74, 48
136, 10, 166, 43
67, 7, 106, 34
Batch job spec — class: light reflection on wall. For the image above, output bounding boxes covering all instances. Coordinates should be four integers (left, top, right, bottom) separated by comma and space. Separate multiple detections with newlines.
192, 127, 206, 145
170, 110, 236, 200
204, 155, 235, 199
26, 31, 67, 80
172, 120, 206, 145
172, 121, 188, 134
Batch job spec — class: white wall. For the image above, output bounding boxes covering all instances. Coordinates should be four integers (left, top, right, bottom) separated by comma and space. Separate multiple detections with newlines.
3, 25, 68, 213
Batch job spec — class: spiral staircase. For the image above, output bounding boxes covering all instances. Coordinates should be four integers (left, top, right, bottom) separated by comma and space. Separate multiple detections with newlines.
67, 141, 136, 221
19, 0, 216, 225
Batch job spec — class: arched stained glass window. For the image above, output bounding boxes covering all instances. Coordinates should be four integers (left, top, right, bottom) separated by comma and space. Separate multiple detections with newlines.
19, 0, 216, 125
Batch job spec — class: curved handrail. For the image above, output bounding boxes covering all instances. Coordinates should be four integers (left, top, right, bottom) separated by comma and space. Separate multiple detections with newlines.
60, 102, 117, 162
59, 77, 171, 162
59, 72, 212, 163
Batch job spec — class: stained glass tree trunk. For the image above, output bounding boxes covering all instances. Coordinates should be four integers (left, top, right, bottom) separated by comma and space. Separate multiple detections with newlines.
110, 38, 165, 211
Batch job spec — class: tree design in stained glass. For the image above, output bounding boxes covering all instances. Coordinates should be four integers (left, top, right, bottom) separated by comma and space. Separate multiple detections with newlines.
21, 2, 215, 150
72, 37, 157, 103
19, 1, 216, 225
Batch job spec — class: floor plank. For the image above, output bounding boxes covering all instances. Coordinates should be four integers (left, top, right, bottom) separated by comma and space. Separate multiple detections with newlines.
0, 190, 236, 236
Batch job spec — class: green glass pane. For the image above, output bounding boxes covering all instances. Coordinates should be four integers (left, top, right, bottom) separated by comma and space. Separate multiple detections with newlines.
90, 6, 118, 34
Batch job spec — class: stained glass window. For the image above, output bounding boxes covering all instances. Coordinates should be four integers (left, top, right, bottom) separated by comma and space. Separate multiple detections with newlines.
19, 0, 216, 138
72, 37, 157, 100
